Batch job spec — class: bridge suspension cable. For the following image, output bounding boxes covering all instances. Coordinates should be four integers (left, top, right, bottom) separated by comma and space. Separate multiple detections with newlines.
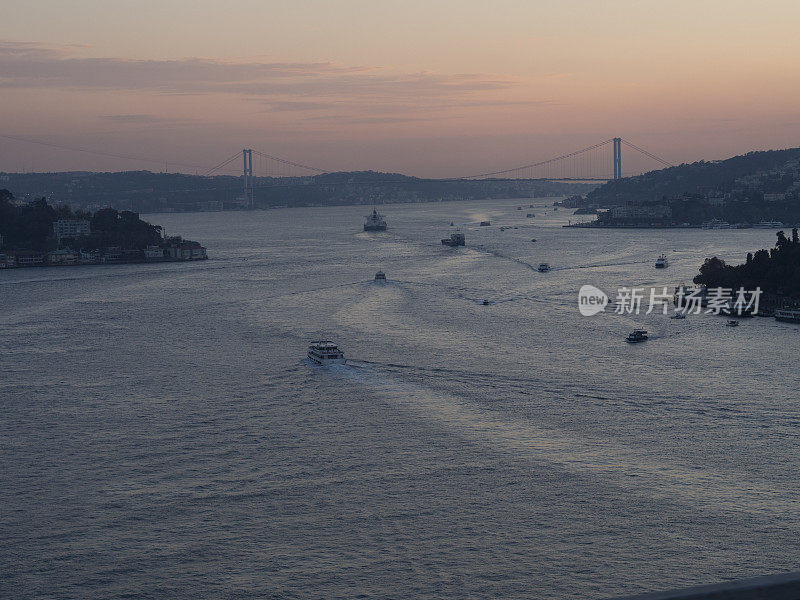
457, 138, 615, 179
250, 150, 327, 174
621, 139, 674, 168
202, 151, 242, 176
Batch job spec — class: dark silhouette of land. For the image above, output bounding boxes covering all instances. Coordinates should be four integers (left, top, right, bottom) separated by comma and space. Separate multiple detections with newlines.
694, 229, 800, 297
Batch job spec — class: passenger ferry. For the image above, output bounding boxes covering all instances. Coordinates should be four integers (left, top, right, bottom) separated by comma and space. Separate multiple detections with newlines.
775, 308, 800, 323
374, 270, 386, 281
307, 341, 346, 365
625, 329, 648, 343
753, 220, 784, 229
537, 263, 551, 272
701, 219, 731, 229
364, 208, 387, 231
655, 254, 669, 269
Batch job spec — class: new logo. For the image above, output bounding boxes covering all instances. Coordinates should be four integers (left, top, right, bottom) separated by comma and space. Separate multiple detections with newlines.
578, 285, 608, 316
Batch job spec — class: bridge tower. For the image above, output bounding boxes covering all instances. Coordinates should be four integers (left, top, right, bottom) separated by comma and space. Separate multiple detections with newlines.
613, 137, 622, 179
242, 148, 254, 208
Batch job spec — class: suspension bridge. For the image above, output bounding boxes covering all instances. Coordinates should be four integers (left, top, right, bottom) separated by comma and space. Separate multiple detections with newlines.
1, 133, 674, 209
196, 137, 673, 208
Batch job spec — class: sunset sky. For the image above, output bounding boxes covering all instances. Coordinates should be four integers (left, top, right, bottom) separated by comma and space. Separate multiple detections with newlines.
2, 0, 800, 177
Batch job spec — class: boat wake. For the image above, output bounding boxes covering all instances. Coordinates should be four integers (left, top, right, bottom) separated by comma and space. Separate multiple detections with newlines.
322, 360, 798, 517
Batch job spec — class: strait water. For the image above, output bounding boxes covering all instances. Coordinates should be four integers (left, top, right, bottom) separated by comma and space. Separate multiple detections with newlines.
2, 198, 799, 599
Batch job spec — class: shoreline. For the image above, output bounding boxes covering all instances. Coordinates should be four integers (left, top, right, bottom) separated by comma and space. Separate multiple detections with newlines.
0, 255, 208, 270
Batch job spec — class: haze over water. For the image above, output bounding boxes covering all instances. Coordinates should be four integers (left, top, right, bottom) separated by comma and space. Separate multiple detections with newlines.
2, 199, 799, 598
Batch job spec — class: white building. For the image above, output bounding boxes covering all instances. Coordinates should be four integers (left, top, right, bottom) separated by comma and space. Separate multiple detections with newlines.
144, 246, 164, 260
53, 219, 91, 243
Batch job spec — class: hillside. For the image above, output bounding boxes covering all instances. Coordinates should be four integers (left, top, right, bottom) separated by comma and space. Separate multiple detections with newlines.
588, 147, 800, 206
0, 170, 594, 213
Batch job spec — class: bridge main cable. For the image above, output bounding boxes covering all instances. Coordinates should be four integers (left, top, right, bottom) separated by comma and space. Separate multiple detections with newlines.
250, 149, 328, 174
455, 138, 615, 179
621, 139, 674, 167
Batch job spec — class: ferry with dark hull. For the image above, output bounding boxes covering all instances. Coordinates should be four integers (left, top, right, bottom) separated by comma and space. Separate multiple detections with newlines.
364, 209, 387, 231
442, 231, 465, 246
625, 329, 649, 343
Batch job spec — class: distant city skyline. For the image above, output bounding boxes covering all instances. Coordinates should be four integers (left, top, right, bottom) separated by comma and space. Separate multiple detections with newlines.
2, 0, 800, 177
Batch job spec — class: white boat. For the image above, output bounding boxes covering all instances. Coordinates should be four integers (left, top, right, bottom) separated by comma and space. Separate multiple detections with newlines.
307, 341, 346, 365
374, 271, 386, 281
655, 254, 669, 269
701, 219, 731, 229
537, 263, 551, 272
625, 329, 648, 343
753, 220, 784, 229
775, 308, 800, 323
364, 208, 387, 231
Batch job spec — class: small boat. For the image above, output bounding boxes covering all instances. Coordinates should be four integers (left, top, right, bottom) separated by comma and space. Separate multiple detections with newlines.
374, 271, 386, 281
442, 231, 465, 246
726, 320, 739, 327
625, 329, 648, 343
655, 254, 669, 269
517, 206, 522, 211
775, 308, 800, 323
480, 221, 491, 226
537, 263, 550, 272
449, 221, 454, 226
364, 208, 387, 231
531, 238, 537, 243
482, 299, 491, 305
670, 312, 686, 319
526, 213, 534, 218
307, 341, 346, 365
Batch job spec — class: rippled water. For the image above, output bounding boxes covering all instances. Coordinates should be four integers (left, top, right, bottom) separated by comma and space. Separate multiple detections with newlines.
2, 198, 799, 599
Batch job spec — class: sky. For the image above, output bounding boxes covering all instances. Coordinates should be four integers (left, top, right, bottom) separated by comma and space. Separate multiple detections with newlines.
2, 0, 800, 177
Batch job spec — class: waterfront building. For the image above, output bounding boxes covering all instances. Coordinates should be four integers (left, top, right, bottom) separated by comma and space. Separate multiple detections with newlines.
13, 251, 45, 266
80, 249, 101, 264
102, 247, 122, 263
144, 246, 165, 260
48, 249, 79, 265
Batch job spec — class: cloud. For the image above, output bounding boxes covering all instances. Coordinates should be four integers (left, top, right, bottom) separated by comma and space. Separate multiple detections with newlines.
101, 114, 188, 124
0, 40, 514, 103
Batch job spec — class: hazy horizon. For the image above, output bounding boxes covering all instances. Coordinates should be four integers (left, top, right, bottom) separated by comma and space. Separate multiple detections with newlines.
2, 0, 800, 177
